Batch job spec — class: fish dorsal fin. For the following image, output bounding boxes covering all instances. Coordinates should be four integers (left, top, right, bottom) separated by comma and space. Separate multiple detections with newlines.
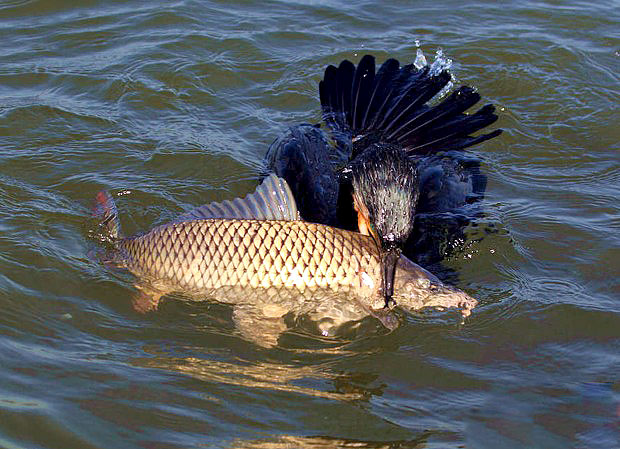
178, 174, 301, 222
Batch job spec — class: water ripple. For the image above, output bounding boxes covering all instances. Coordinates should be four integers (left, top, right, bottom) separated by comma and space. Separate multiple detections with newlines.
0, 1, 618, 448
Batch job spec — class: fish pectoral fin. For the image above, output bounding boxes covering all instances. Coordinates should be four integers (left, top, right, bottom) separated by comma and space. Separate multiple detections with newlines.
131, 284, 167, 313
232, 305, 288, 348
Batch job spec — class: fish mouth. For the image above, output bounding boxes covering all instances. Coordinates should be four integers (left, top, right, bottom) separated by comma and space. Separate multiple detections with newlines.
369, 286, 477, 319
417, 287, 478, 318
391, 256, 478, 318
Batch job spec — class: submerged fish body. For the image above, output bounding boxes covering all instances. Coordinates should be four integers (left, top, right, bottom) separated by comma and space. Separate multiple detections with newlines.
94, 175, 476, 345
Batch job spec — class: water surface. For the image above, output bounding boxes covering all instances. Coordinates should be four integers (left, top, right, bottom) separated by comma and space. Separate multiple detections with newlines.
0, 0, 618, 448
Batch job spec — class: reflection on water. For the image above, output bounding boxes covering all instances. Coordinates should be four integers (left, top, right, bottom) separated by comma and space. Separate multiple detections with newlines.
134, 353, 369, 401
226, 434, 430, 449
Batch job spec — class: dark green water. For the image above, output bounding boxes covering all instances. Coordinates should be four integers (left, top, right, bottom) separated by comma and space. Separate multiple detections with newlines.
1, 1, 618, 448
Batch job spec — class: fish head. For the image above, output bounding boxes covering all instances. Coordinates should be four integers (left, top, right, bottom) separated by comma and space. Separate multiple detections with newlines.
390, 256, 477, 318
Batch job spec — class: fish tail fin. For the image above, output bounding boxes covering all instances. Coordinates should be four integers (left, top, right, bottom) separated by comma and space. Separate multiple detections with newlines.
319, 54, 502, 157
92, 191, 122, 242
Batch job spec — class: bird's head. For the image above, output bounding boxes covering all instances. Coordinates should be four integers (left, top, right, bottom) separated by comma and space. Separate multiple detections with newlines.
350, 144, 419, 307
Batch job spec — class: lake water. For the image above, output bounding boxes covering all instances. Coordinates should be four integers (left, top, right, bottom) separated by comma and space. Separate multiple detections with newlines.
0, 1, 618, 448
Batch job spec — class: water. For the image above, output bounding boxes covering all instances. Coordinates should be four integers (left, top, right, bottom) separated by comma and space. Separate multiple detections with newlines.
1, 0, 618, 447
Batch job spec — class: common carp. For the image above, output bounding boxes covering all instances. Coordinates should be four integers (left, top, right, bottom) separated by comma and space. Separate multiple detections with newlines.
93, 175, 477, 345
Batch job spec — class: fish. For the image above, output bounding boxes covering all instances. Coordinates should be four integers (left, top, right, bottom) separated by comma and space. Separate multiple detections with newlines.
93, 175, 477, 346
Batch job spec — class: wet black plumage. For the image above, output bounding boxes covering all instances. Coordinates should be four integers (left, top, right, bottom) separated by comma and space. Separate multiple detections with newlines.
264, 124, 343, 227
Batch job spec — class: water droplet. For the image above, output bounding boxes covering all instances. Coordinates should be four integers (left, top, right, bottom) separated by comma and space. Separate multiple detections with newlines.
414, 48, 427, 69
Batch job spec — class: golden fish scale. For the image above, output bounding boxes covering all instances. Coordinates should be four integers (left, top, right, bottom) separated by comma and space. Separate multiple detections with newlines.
119, 219, 381, 293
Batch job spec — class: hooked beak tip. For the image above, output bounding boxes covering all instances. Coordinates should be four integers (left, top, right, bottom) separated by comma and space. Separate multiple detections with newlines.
381, 247, 401, 308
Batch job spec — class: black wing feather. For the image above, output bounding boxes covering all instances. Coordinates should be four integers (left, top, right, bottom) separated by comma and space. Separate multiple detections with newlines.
319, 55, 501, 156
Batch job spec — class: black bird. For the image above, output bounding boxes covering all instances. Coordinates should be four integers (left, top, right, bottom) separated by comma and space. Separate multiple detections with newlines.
265, 54, 502, 307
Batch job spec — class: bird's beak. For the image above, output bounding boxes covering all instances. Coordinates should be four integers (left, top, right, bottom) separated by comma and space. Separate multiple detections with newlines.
381, 247, 401, 308
353, 190, 400, 307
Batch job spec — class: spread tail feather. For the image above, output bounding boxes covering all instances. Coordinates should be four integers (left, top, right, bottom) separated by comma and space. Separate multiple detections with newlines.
92, 191, 121, 242
319, 55, 502, 157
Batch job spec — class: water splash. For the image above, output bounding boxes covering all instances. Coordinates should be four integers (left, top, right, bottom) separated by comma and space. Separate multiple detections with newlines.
413, 44, 455, 99
430, 49, 453, 75
413, 47, 427, 69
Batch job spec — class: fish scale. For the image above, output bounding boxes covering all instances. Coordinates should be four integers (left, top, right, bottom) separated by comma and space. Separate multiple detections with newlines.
116, 218, 381, 295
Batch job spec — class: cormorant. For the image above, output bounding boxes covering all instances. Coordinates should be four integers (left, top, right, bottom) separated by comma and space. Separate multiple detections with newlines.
265, 54, 502, 308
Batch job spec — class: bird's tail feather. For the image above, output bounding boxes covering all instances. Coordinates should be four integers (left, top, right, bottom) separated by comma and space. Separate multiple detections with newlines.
319, 54, 502, 157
